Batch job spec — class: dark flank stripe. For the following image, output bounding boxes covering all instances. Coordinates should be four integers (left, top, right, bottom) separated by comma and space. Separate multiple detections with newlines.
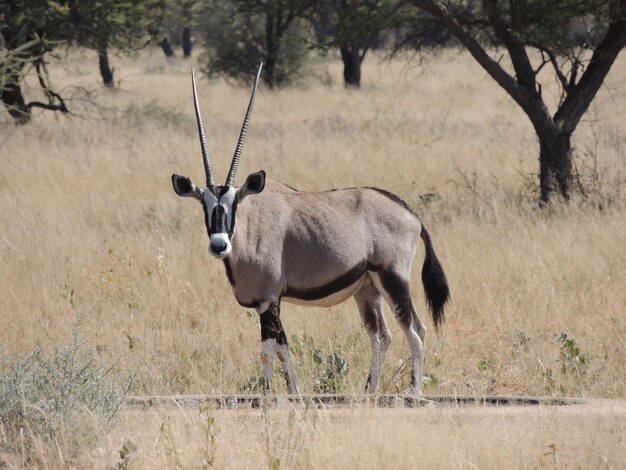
283, 260, 377, 301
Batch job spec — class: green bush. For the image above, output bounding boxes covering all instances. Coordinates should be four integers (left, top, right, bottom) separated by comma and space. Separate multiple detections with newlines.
200, 2, 311, 87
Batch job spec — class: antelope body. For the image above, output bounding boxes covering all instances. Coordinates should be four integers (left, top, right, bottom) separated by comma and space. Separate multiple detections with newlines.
172, 65, 450, 394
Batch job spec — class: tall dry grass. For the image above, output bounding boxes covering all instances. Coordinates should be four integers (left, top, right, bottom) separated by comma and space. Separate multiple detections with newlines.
0, 48, 625, 403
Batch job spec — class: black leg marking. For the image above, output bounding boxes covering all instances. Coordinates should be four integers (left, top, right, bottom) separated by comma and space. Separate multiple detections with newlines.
354, 278, 382, 332
360, 302, 379, 333
378, 271, 414, 329
259, 302, 287, 346
378, 271, 426, 392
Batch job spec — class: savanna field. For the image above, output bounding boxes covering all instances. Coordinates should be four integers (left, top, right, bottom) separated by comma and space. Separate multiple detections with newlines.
0, 49, 624, 467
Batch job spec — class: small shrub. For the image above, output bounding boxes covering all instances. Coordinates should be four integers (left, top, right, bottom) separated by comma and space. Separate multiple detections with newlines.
313, 350, 348, 394
243, 373, 268, 393
290, 334, 348, 394
555, 333, 590, 376
0, 330, 134, 466
422, 373, 438, 390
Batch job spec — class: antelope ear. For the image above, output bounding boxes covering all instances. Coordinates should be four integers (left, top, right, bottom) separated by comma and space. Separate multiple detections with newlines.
237, 170, 266, 201
172, 174, 203, 200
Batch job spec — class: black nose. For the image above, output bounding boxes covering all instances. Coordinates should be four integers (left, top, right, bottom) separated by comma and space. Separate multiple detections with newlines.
211, 240, 227, 253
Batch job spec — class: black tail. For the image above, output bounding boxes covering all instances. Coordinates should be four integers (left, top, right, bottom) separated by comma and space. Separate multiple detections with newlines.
420, 226, 450, 332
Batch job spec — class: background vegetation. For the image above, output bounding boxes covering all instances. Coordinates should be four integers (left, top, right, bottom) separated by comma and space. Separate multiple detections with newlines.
1, 50, 624, 468
1, 49, 624, 397
0, 1, 624, 466
2, 0, 624, 201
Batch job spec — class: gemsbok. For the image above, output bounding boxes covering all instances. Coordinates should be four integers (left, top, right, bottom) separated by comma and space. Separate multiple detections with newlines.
171, 64, 450, 395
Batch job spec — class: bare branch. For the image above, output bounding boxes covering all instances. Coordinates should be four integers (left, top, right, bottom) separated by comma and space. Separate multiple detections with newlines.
535, 51, 551, 76
25, 100, 70, 113
568, 47, 587, 90
411, 0, 524, 106
543, 48, 569, 92
554, 13, 626, 134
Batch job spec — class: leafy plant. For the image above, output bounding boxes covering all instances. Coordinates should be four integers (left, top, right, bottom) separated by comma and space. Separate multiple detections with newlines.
290, 334, 349, 394
555, 333, 590, 375
243, 373, 268, 393
312, 349, 348, 394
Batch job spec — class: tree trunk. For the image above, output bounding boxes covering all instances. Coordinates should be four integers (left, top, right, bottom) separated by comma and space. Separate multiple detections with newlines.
340, 46, 362, 88
264, 13, 278, 89
538, 129, 573, 203
160, 37, 175, 57
182, 27, 192, 57
1, 79, 31, 124
98, 50, 114, 87
264, 54, 277, 89
314, 8, 333, 44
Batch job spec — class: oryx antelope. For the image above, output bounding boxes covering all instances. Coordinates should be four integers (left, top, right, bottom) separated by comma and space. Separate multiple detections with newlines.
171, 64, 450, 395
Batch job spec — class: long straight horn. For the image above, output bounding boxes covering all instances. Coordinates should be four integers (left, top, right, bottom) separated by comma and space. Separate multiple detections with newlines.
225, 63, 263, 187
191, 68, 214, 187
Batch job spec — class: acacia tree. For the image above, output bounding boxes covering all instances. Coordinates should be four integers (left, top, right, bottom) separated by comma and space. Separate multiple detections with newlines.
403, 0, 626, 202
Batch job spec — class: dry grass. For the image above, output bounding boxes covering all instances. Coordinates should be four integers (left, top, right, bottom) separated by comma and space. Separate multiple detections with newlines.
0, 47, 625, 466
86, 402, 625, 469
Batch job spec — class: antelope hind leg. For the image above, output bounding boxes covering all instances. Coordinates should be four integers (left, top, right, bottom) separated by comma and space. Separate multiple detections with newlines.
373, 271, 425, 395
354, 277, 392, 394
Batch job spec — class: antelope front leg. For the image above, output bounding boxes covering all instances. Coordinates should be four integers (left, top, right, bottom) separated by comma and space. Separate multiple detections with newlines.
259, 301, 299, 394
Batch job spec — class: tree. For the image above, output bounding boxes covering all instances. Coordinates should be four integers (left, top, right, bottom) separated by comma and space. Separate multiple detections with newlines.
159, 0, 199, 58
0, 0, 164, 122
0, 1, 73, 123
320, 0, 402, 88
401, 0, 626, 202
69, 0, 165, 86
202, 0, 317, 88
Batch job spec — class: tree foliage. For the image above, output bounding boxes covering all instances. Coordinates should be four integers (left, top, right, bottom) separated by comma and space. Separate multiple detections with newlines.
318, 0, 409, 87
0, 1, 72, 122
393, 0, 626, 202
0, 0, 164, 122
160, 0, 202, 57
200, 0, 316, 88
69, 0, 163, 53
